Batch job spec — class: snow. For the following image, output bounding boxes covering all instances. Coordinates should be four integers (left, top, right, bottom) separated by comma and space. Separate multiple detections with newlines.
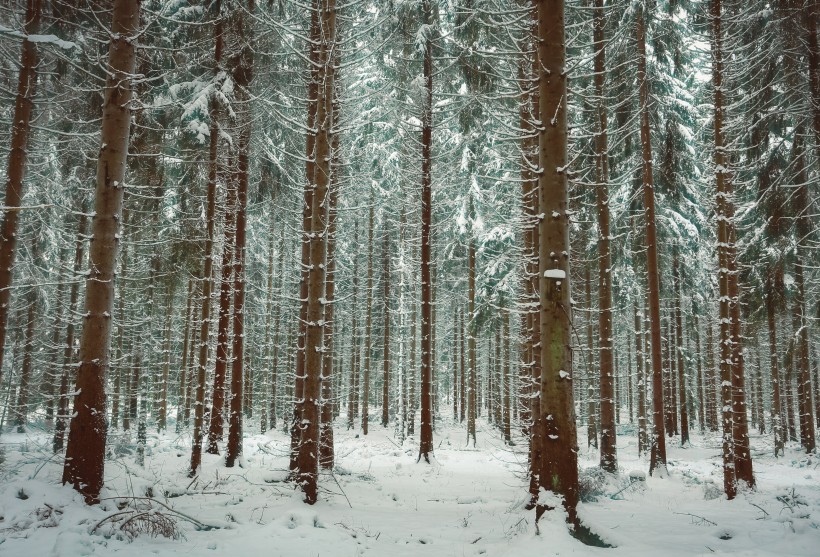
0, 421, 817, 556
544, 269, 566, 279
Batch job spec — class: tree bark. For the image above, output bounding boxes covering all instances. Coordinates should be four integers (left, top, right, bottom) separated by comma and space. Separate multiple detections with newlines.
0, 0, 44, 384
535, 0, 579, 526
62, 0, 140, 504
207, 169, 237, 454
637, 4, 667, 477
674, 253, 689, 446
381, 230, 390, 428
226, 4, 254, 465
297, 0, 335, 503
467, 237, 477, 446
635, 303, 647, 454
592, 0, 616, 474
190, 0, 225, 477
418, 0, 434, 461
363, 204, 374, 435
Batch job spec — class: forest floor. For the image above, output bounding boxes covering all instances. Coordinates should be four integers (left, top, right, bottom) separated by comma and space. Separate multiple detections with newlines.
0, 416, 818, 556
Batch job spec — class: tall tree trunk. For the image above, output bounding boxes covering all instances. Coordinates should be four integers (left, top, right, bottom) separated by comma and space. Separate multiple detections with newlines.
503, 311, 512, 444
14, 268, 37, 432
637, 4, 667, 477
320, 89, 339, 467
586, 267, 598, 449
382, 231, 391, 428
297, 0, 335, 503
207, 172, 237, 454
62, 0, 139, 504
535, 0, 578, 525
674, 253, 689, 446
467, 238, 477, 446
226, 6, 254, 465
347, 227, 359, 430
190, 0, 225, 477
0, 0, 43, 384
177, 279, 194, 432
53, 215, 85, 452
711, 0, 736, 498
693, 312, 705, 433
592, 0, 615, 474
291, 0, 322, 473
158, 287, 174, 432
45, 256, 67, 428
635, 303, 647, 454
418, 0, 434, 457
363, 204, 374, 434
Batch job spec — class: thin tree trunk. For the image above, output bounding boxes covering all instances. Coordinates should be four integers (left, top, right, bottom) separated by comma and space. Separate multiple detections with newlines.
62, 0, 139, 503
226, 10, 254, 465
190, 0, 225, 477
14, 275, 37, 432
158, 287, 174, 432
363, 204, 374, 435
177, 279, 193, 432
45, 256, 67, 428
586, 267, 598, 449
637, 4, 667, 477
347, 227, 359, 430
592, 0, 615, 473
467, 238, 477, 446
0, 0, 43, 384
52, 212, 86, 452
693, 312, 705, 433
635, 303, 647, 454
320, 101, 339, 468
674, 254, 689, 446
207, 172, 237, 454
382, 230, 390, 428
711, 0, 736, 498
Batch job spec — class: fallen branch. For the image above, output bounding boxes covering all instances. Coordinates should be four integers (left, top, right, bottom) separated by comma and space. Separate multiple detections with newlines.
673, 512, 716, 526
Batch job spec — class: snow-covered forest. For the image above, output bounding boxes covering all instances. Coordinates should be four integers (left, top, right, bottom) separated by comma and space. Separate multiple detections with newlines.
0, 0, 818, 554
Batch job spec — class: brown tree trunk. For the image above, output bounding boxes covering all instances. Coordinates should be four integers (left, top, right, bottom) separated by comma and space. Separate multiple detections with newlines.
190, 0, 225, 477
635, 303, 647, 454
592, 0, 615, 474
460, 307, 466, 424
674, 254, 689, 445
177, 279, 193, 432
503, 311, 512, 444
637, 4, 667, 477
207, 171, 237, 454
45, 256, 67, 428
226, 7, 254, 465
158, 287, 174, 432
0, 0, 43, 384
62, 0, 139, 504
712, 0, 737, 498
363, 204, 374, 434
535, 0, 578, 525
381, 231, 390, 428
297, 0, 335, 503
14, 281, 36, 432
320, 94, 339, 468
693, 312, 705, 433
347, 227, 359, 430
467, 238, 477, 446
585, 267, 598, 449
418, 0, 434, 460
705, 317, 717, 432
453, 304, 459, 421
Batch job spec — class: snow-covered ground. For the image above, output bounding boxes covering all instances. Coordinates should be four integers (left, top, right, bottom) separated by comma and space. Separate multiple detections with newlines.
0, 418, 817, 556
